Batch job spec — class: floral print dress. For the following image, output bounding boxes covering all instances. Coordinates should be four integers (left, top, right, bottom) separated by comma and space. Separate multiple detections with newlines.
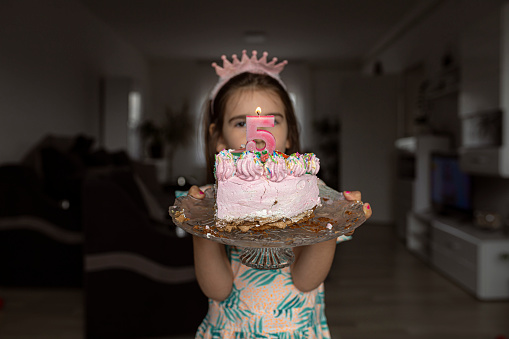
195, 245, 332, 339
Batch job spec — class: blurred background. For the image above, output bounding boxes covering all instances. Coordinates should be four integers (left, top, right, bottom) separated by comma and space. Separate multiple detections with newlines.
1, 0, 509, 338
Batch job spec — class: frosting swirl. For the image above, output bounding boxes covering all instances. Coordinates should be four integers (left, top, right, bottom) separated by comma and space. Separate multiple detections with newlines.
285, 153, 306, 177
236, 152, 263, 181
215, 149, 320, 181
304, 153, 320, 175
264, 154, 288, 182
215, 150, 235, 181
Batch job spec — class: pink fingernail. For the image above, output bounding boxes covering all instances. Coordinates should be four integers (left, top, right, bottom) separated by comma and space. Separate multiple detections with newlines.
199, 190, 204, 195
366, 204, 371, 210
345, 191, 351, 194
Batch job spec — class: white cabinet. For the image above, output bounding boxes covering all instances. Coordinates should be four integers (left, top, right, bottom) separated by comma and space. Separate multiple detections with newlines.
406, 212, 509, 300
459, 4, 509, 177
431, 219, 509, 300
406, 211, 432, 262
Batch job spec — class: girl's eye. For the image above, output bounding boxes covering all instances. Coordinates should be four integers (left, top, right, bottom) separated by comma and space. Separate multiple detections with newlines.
234, 121, 246, 128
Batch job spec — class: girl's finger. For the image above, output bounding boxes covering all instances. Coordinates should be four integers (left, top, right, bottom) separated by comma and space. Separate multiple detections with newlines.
363, 203, 372, 219
188, 185, 205, 199
343, 190, 361, 201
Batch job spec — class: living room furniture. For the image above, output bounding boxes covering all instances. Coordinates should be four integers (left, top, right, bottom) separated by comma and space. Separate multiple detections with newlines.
0, 134, 133, 286
401, 132, 509, 300
0, 133, 92, 286
82, 166, 207, 338
0, 163, 83, 286
407, 211, 509, 300
0, 133, 208, 336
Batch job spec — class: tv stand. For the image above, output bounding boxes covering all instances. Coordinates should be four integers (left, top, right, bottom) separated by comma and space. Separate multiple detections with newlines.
407, 210, 509, 300
435, 209, 473, 223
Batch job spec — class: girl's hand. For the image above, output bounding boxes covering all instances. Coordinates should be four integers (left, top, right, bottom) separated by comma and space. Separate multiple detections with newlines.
343, 191, 372, 235
188, 185, 206, 199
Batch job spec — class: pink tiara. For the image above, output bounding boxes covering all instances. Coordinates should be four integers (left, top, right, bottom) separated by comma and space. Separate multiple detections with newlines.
210, 50, 288, 99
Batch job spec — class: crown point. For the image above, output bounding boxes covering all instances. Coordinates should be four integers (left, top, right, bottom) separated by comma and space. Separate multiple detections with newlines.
259, 51, 268, 64
250, 50, 258, 63
240, 51, 248, 65
232, 54, 240, 65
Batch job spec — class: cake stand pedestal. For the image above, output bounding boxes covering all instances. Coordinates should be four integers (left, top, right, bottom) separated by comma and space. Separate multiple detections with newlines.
239, 247, 295, 270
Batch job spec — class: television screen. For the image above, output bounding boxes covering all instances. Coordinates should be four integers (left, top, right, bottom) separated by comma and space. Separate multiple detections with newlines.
431, 153, 472, 215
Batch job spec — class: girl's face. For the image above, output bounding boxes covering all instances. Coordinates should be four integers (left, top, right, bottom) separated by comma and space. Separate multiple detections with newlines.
214, 88, 291, 153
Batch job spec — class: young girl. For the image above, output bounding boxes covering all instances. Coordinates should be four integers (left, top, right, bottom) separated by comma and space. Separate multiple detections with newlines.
188, 50, 372, 338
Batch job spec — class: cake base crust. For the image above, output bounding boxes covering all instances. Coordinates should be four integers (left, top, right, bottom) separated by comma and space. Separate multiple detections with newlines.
216, 208, 316, 232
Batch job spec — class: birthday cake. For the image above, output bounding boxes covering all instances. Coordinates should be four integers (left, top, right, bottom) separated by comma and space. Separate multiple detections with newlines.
215, 149, 321, 231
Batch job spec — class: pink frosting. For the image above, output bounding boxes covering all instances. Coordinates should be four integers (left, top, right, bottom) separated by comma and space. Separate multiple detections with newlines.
285, 154, 306, 177
215, 150, 320, 181
216, 174, 320, 221
304, 154, 320, 175
236, 152, 263, 181
215, 152, 235, 181
264, 155, 288, 182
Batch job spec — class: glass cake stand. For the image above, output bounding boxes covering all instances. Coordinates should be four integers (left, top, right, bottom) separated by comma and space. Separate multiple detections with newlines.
169, 185, 366, 270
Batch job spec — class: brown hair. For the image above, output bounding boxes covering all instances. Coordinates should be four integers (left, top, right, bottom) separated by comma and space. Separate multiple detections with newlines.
203, 72, 301, 183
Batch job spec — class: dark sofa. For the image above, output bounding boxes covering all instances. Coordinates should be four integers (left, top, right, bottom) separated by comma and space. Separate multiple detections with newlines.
0, 134, 208, 338
83, 166, 207, 338
0, 134, 89, 286
0, 163, 82, 285
0, 134, 132, 286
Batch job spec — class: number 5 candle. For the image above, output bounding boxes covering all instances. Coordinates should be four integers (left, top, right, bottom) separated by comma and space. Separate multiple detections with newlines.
245, 107, 276, 154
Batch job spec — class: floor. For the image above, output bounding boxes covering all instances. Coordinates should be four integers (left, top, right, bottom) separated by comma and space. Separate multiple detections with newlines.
0, 223, 508, 339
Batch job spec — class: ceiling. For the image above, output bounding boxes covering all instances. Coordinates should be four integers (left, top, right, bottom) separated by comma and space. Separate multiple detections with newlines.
79, 0, 436, 63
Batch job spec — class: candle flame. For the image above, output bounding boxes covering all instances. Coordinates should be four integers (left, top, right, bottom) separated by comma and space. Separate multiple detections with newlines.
255, 107, 262, 116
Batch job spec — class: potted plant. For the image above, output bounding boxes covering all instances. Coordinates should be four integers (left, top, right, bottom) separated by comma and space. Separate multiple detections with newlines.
140, 120, 164, 159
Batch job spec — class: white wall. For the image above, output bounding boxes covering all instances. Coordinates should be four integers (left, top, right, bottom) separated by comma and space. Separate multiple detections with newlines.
338, 76, 399, 224
280, 62, 314, 152
0, 0, 149, 163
